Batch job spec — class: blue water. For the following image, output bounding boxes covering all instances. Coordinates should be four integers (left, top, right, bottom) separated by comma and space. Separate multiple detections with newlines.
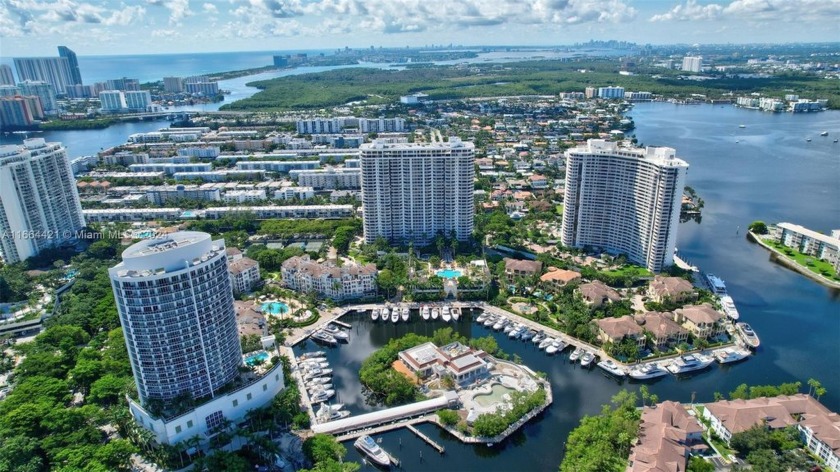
261, 302, 289, 315
436, 269, 463, 279
244, 351, 269, 366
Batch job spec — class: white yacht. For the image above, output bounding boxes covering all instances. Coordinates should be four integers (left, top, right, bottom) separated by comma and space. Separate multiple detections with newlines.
666, 354, 714, 374
476, 312, 488, 324
483, 315, 497, 327
421, 305, 431, 321
323, 324, 349, 342
379, 308, 390, 322
580, 351, 595, 367
503, 323, 517, 335
451, 306, 461, 321
390, 308, 400, 323
520, 329, 536, 341
545, 340, 563, 355
705, 273, 727, 295
401, 306, 410, 322
371, 308, 379, 321
431, 306, 440, 320
299, 351, 325, 360
597, 359, 626, 377
310, 388, 336, 403
538, 337, 554, 350
441, 306, 452, 322
354, 435, 391, 467
301, 361, 329, 369
532, 332, 545, 344
720, 295, 739, 320
628, 363, 669, 380
737, 322, 761, 349
715, 347, 751, 364
569, 347, 583, 362
493, 318, 508, 331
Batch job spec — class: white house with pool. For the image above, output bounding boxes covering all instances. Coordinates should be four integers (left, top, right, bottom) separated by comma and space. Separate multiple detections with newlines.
398, 342, 491, 385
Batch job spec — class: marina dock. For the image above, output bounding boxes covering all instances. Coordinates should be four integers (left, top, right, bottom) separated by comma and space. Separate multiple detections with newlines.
406, 424, 445, 454
331, 319, 352, 330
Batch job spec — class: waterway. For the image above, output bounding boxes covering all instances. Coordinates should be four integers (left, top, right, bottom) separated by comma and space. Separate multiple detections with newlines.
294, 104, 839, 471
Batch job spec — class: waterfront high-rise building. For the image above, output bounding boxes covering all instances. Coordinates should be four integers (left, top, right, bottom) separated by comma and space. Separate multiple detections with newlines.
109, 231, 243, 405
0, 85, 21, 97
13, 57, 73, 93
99, 90, 127, 112
597, 86, 625, 99
18, 80, 57, 113
57, 46, 82, 85
681, 56, 703, 73
0, 139, 85, 263
560, 139, 688, 272
0, 96, 45, 127
0, 65, 14, 86
360, 138, 475, 246
124, 90, 152, 111
163, 76, 184, 93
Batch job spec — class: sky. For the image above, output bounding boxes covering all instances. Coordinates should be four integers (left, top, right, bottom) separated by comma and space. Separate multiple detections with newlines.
0, 0, 839, 57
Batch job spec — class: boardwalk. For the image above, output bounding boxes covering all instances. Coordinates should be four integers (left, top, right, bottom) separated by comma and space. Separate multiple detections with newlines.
406, 424, 445, 454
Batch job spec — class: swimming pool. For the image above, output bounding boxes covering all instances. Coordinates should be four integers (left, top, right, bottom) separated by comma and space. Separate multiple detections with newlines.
436, 269, 463, 279
137, 230, 155, 238
473, 384, 516, 407
245, 351, 269, 366
261, 301, 290, 315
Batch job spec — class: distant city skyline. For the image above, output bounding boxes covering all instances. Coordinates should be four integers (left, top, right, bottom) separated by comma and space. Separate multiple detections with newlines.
1, 0, 838, 56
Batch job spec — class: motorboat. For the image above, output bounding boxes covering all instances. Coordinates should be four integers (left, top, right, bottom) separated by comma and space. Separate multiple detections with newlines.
705, 273, 727, 295
739, 124, 746, 128
316, 403, 350, 423
720, 295, 739, 320
483, 315, 496, 327
520, 329, 536, 341
304, 367, 333, 378
308, 383, 333, 394
306, 377, 332, 387
451, 306, 461, 321
736, 323, 761, 349
532, 332, 545, 344
666, 354, 714, 374
390, 308, 400, 323
371, 308, 379, 321
323, 324, 349, 342
401, 306, 410, 322
300, 356, 327, 364
354, 435, 391, 468
301, 361, 329, 370
545, 340, 561, 355
820, 131, 828, 136
310, 331, 338, 346
538, 337, 554, 350
476, 312, 488, 324
493, 318, 508, 331
422, 306, 431, 321
503, 323, 517, 335
569, 347, 583, 362
597, 359, 626, 377
441, 306, 452, 322
715, 347, 751, 364
432, 307, 440, 320
299, 351, 325, 360
379, 308, 389, 322
508, 325, 526, 339
310, 388, 336, 403
628, 362, 669, 380
580, 351, 595, 367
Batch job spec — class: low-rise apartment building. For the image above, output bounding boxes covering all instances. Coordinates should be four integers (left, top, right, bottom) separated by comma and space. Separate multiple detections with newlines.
281, 255, 376, 300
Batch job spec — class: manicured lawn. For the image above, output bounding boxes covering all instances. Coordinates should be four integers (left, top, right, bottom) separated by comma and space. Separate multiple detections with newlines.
555, 204, 564, 215
768, 241, 840, 281
601, 265, 653, 278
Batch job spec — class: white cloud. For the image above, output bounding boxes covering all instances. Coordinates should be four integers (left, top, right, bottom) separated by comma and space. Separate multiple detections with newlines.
651, 0, 840, 22
202, 3, 218, 14
147, 0, 193, 25
0, 0, 146, 36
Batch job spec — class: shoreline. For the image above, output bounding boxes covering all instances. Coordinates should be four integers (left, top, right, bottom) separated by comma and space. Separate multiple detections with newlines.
747, 231, 840, 290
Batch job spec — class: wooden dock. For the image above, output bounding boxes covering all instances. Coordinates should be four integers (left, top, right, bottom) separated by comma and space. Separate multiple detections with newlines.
406, 424, 445, 454
331, 319, 352, 329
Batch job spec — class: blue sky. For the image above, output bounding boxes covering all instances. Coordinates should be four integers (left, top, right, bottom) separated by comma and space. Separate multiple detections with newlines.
1, 0, 838, 56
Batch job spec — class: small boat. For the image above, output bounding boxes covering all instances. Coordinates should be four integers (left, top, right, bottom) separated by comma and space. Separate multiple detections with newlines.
300, 356, 327, 364
299, 351, 326, 360
316, 403, 350, 423
422, 306, 431, 321
431, 307, 440, 320
719, 295, 739, 320
538, 337, 554, 350
820, 131, 828, 136
532, 332, 545, 344
483, 315, 496, 327
736, 322, 761, 349
401, 306, 410, 322
580, 352, 595, 367
569, 347, 583, 362
310, 389, 336, 403
493, 318, 507, 331
390, 308, 400, 323
739, 124, 746, 128
304, 368, 333, 380
379, 308, 389, 322
545, 340, 561, 355
834, 139, 838, 143
371, 308, 379, 321
354, 435, 391, 468
310, 331, 337, 346
666, 354, 714, 374
508, 325, 525, 339
476, 312, 488, 323
520, 329, 536, 341
597, 359, 626, 377
323, 324, 349, 342
451, 306, 461, 321
503, 323, 517, 334
628, 362, 669, 380
715, 347, 751, 364
441, 306, 452, 322
806, 138, 811, 142
308, 383, 333, 394
301, 361, 329, 369
306, 377, 332, 386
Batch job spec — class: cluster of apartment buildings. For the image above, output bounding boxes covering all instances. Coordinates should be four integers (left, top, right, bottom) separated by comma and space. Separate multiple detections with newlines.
295, 116, 406, 134
736, 95, 827, 113
280, 254, 376, 300
774, 223, 840, 275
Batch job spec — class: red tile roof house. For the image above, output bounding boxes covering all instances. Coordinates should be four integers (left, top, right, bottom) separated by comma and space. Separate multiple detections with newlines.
702, 394, 840, 470
638, 312, 689, 350
648, 275, 697, 304
673, 304, 725, 340
627, 401, 707, 472
504, 258, 543, 282
539, 267, 582, 291
578, 280, 622, 307
595, 315, 646, 348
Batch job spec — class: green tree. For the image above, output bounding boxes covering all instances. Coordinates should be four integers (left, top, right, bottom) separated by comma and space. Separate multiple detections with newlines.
437, 409, 459, 426
303, 434, 347, 464
687, 456, 715, 472
748, 221, 769, 234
